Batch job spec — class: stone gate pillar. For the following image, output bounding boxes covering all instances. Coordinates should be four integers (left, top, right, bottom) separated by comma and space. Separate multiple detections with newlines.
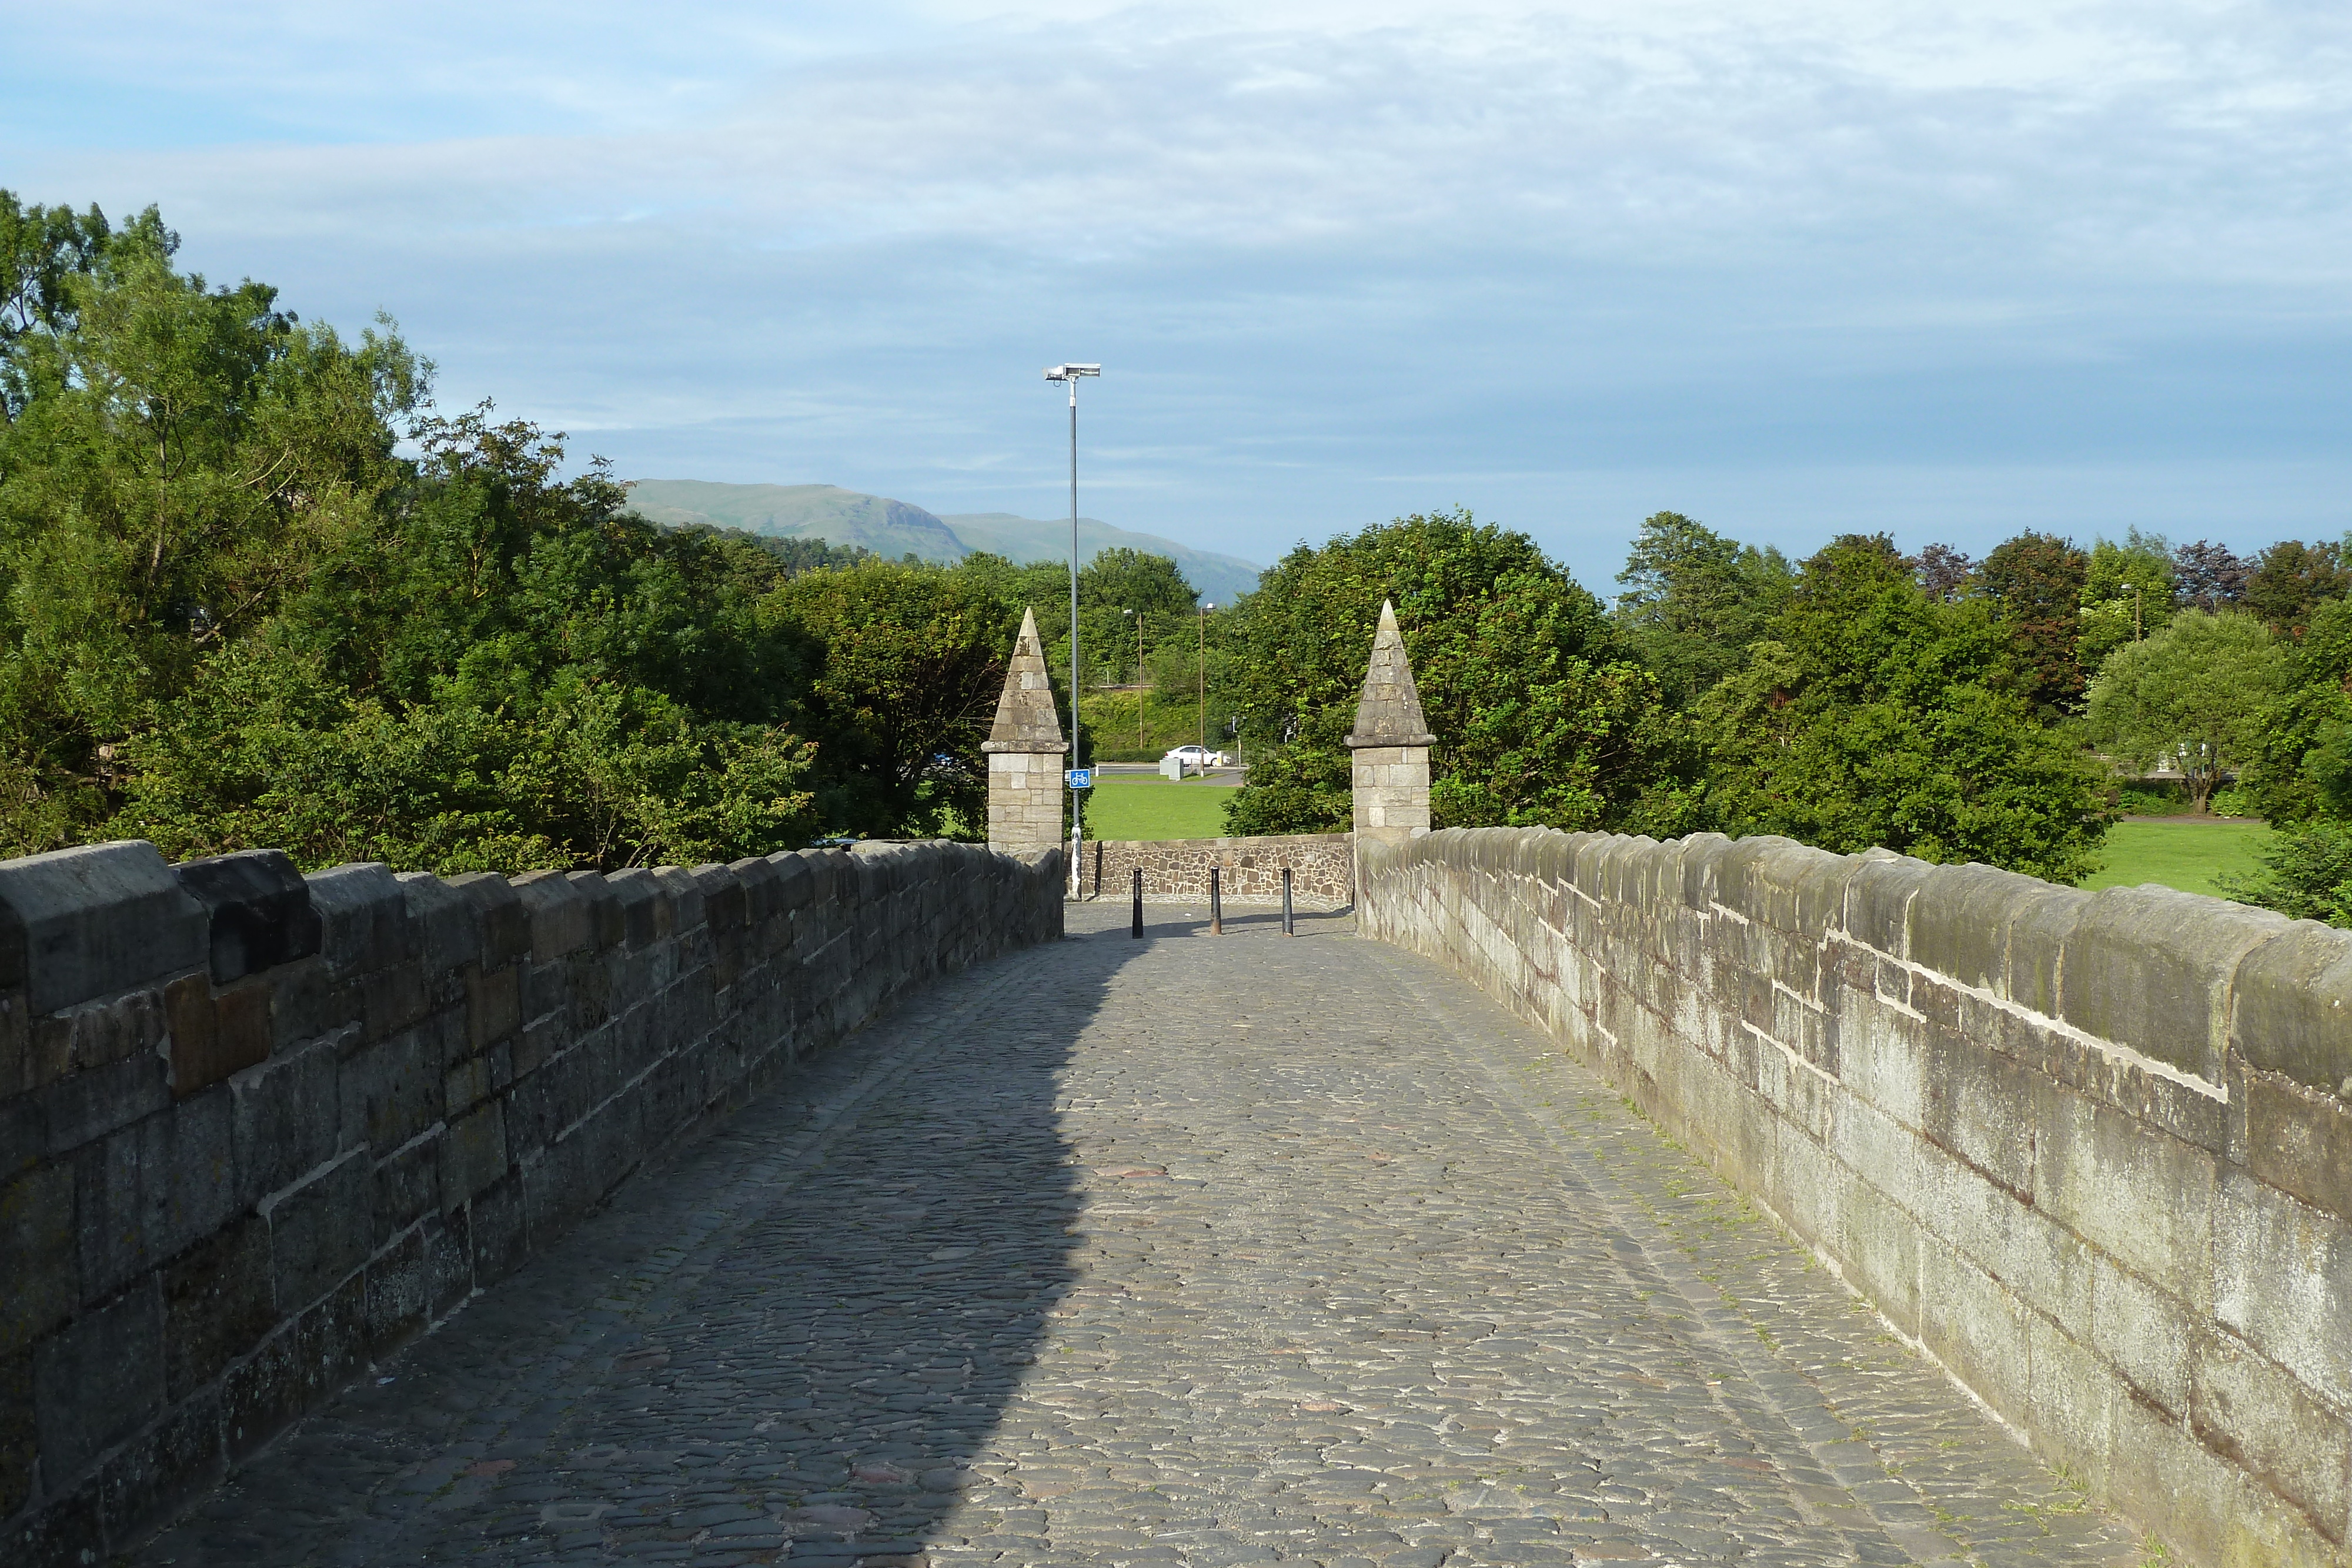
984, 607, 1068, 856
1345, 599, 1434, 854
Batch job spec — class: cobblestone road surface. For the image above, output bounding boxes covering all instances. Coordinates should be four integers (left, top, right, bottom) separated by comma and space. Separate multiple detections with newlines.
134, 903, 2143, 1568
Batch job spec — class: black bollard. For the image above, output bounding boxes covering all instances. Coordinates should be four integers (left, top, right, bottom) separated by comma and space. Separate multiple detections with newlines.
1131, 866, 1144, 938
1282, 867, 1295, 936
1209, 865, 1222, 935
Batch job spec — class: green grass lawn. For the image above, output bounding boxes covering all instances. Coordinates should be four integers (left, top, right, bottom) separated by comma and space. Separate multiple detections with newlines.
1080, 774, 1241, 841
2083, 818, 2272, 897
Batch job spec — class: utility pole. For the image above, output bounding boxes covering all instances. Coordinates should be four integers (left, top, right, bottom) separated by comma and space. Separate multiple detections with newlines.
1125, 607, 1144, 752
1198, 602, 1212, 752
1043, 363, 1098, 895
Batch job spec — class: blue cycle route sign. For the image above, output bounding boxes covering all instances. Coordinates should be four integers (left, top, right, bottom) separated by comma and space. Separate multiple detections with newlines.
1065, 768, 1093, 789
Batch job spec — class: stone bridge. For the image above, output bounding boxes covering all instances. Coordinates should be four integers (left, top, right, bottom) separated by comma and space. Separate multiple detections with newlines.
3, 604, 2347, 1568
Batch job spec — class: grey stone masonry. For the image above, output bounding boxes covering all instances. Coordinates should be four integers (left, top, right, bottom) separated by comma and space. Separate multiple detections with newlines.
984, 606, 1068, 857
0, 836, 1062, 1567
121, 901, 2139, 1568
1359, 826, 2352, 1567
1083, 833, 1353, 906
1345, 600, 1432, 853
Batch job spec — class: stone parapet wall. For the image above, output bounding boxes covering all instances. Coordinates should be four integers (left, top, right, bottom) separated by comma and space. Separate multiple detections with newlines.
1083, 834, 1352, 907
1360, 827, 2352, 1567
1, 838, 1063, 1566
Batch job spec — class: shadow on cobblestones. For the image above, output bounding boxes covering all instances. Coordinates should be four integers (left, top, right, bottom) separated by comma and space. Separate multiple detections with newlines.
132, 925, 1130, 1568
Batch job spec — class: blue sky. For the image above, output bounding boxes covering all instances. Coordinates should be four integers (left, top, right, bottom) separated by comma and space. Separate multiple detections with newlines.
6, 1, 2348, 589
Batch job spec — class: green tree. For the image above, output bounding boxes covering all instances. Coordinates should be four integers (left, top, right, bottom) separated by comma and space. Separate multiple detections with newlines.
109, 411, 822, 870
1077, 546, 1198, 687
2074, 530, 2176, 674
2234, 596, 2352, 823
2083, 610, 2287, 814
1612, 510, 1795, 705
0, 203, 423, 851
763, 559, 1021, 838
2217, 821, 2352, 927
2244, 539, 2352, 639
1979, 531, 2089, 714
1220, 510, 1701, 838
1698, 534, 2108, 882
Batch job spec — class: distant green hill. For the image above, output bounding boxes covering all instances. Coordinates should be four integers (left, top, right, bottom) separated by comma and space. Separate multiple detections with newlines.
623, 481, 968, 561
622, 479, 1262, 603
937, 513, 1262, 606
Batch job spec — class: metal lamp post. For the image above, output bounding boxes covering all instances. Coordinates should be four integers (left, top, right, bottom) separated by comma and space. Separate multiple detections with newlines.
1198, 602, 1214, 751
1124, 607, 1144, 752
1044, 363, 1099, 895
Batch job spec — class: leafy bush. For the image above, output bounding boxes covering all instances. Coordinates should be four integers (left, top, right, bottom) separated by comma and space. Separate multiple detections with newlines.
2206, 785, 2254, 819
2219, 821, 2352, 927
2113, 783, 2189, 815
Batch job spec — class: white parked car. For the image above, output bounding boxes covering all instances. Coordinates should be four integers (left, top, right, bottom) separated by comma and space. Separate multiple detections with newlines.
1161, 744, 1230, 771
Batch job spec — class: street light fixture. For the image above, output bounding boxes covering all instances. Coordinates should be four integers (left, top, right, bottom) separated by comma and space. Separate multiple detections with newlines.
1044, 363, 1100, 895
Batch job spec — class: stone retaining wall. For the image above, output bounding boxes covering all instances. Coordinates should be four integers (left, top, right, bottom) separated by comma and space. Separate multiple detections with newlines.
1, 838, 1063, 1566
1083, 834, 1352, 907
1361, 827, 2352, 1567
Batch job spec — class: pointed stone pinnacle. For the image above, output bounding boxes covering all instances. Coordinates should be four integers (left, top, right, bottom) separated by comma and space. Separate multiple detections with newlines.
984, 606, 1068, 753
1345, 599, 1435, 748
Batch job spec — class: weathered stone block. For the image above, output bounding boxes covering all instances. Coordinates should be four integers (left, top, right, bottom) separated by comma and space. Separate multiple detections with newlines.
439, 1101, 507, 1212
220, 1273, 362, 1460
2190, 1329, 2349, 1539
91, 1380, 223, 1554
2245, 1070, 2352, 1226
0, 1160, 74, 1353
563, 870, 624, 951
372, 1126, 441, 1235
608, 870, 661, 950
513, 870, 592, 958
2214, 1168, 2352, 1409
263, 1146, 370, 1308
74, 1117, 145, 1302
338, 1027, 437, 1156
466, 1169, 528, 1285
1919, 1027, 2037, 1201
1905, 862, 2072, 1001
305, 862, 407, 975
0, 1091, 38, 1183
0, 1347, 31, 1519
2229, 922, 2352, 1099
2089, 1251, 2193, 1416
211, 975, 274, 1078
422, 1211, 471, 1317
175, 850, 320, 985
655, 865, 705, 932
141, 1085, 238, 1262
1839, 853, 1933, 960
2059, 885, 2283, 1084
465, 962, 521, 1052
364, 1225, 429, 1355
396, 872, 479, 976
161, 1213, 273, 1402
1917, 1242, 2032, 1434
447, 872, 529, 967
2033, 1089, 2214, 1309
229, 1029, 340, 1200
0, 842, 206, 1014
32, 1278, 162, 1480
38, 1050, 166, 1157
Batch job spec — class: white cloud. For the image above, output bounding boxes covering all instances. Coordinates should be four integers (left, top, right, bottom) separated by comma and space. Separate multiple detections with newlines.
5, 1, 2349, 573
